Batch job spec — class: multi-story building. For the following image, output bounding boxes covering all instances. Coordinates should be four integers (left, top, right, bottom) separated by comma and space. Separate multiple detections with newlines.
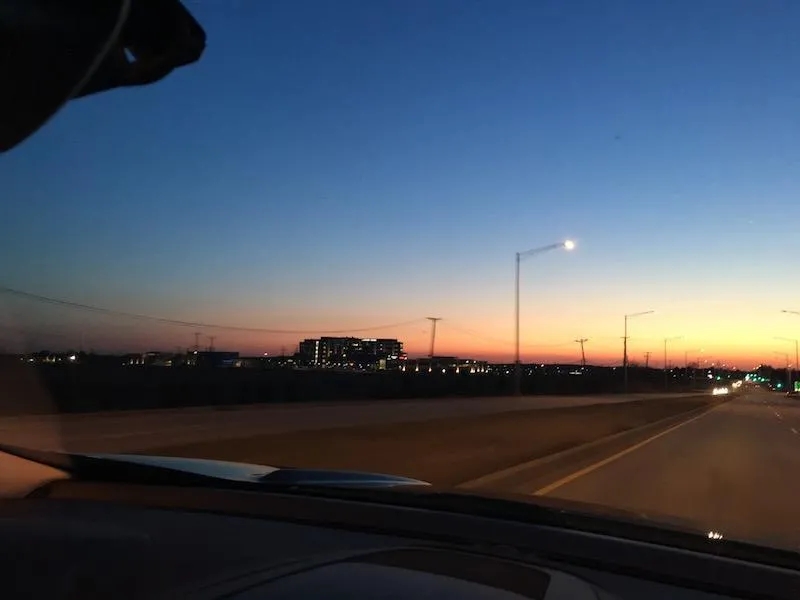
297, 337, 404, 368
360, 338, 403, 358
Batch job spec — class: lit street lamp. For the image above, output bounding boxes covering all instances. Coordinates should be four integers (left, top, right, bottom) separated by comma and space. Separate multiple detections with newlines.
664, 335, 683, 390
779, 309, 800, 389
684, 349, 702, 388
513, 240, 575, 395
775, 335, 798, 390
623, 310, 654, 393
773, 351, 791, 391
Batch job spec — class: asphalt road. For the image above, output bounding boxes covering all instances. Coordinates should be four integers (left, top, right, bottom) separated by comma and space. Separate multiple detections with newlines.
522, 390, 800, 552
0, 393, 694, 453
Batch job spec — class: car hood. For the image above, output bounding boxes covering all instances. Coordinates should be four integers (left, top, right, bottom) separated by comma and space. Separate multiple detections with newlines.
488, 490, 715, 538
4, 445, 717, 535
79, 453, 719, 541
83, 452, 431, 489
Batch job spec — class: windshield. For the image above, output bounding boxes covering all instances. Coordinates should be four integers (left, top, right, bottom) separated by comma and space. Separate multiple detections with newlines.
3, 0, 800, 555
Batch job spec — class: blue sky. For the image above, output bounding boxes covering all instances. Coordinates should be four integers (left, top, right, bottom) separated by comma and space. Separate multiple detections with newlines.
2, 0, 800, 363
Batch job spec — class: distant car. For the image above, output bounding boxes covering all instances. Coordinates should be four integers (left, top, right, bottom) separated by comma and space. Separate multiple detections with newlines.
712, 386, 729, 396
785, 391, 799, 398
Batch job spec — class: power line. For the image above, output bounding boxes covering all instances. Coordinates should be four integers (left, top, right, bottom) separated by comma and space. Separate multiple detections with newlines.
444, 323, 575, 349
0, 286, 424, 335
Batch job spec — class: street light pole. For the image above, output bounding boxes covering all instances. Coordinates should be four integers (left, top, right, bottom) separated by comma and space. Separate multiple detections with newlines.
775, 334, 798, 391
513, 240, 575, 396
623, 314, 628, 373
778, 310, 800, 390
774, 351, 790, 391
684, 349, 701, 388
664, 336, 683, 390
623, 310, 654, 393
514, 251, 520, 384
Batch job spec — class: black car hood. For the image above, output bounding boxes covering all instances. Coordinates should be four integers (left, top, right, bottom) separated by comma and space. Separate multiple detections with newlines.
0, 444, 713, 535
1, 443, 782, 563
0, 444, 742, 541
473, 489, 715, 538
70, 452, 723, 543
99, 455, 711, 536
81, 452, 431, 489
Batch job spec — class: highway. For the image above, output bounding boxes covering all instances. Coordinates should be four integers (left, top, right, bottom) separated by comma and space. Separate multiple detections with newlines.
5, 387, 796, 551
0, 393, 694, 453
522, 390, 800, 552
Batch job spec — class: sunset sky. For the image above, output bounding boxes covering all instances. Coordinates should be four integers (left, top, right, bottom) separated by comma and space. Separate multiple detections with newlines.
2, 0, 800, 369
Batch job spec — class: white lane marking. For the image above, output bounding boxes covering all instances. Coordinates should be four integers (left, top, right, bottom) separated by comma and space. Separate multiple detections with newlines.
791, 428, 798, 435
533, 406, 717, 496
775, 411, 783, 420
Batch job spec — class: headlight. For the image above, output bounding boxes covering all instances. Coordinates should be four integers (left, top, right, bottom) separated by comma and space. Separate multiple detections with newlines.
712, 387, 730, 396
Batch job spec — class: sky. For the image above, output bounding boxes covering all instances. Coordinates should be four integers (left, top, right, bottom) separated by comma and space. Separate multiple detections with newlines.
2, 0, 800, 367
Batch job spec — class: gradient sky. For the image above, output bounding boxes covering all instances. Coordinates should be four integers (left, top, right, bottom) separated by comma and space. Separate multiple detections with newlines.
2, 0, 800, 367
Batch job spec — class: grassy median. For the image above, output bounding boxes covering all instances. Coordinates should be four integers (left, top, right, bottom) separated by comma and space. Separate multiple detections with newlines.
144, 395, 726, 488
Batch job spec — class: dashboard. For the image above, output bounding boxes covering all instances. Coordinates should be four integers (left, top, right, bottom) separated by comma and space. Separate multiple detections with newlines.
0, 479, 797, 599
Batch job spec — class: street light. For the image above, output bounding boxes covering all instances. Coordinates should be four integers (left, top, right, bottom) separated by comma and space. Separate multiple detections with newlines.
684, 349, 702, 388
775, 336, 798, 390
664, 335, 683, 390
513, 240, 575, 395
773, 351, 791, 391
623, 310, 654, 393
779, 309, 800, 389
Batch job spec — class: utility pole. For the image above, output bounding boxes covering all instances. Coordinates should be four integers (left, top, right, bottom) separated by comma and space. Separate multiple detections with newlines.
575, 338, 588, 368
664, 336, 683, 391
426, 317, 441, 358
623, 310, 654, 393
623, 328, 628, 374
193, 332, 201, 353
644, 351, 651, 368
208, 335, 216, 352
775, 336, 799, 392
779, 353, 791, 392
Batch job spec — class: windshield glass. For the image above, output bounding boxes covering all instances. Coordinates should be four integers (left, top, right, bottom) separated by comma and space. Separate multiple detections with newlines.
3, 0, 800, 555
